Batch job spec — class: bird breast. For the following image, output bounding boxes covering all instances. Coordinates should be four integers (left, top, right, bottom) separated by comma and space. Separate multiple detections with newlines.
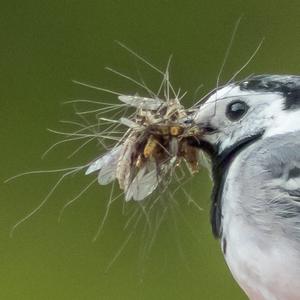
221, 142, 300, 300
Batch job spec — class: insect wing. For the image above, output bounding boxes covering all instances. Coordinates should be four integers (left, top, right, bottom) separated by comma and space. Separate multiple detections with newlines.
85, 145, 122, 175
85, 157, 106, 175
118, 95, 163, 110
124, 165, 146, 201
119, 117, 143, 129
97, 146, 124, 185
125, 161, 159, 201
97, 161, 118, 185
116, 133, 138, 190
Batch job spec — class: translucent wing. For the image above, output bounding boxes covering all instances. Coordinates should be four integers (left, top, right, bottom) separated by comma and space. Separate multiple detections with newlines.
125, 161, 159, 201
85, 145, 122, 175
97, 145, 124, 185
119, 117, 144, 129
97, 160, 118, 185
116, 132, 141, 191
85, 158, 104, 175
118, 95, 163, 110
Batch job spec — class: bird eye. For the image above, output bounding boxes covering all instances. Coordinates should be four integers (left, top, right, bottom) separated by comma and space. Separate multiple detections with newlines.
226, 100, 249, 121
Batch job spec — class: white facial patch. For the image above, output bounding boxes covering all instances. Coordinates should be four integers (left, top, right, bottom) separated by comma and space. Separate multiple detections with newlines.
193, 84, 297, 154
264, 109, 300, 137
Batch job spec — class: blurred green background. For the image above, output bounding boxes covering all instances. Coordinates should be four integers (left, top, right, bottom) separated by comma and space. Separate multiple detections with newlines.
1, 1, 300, 299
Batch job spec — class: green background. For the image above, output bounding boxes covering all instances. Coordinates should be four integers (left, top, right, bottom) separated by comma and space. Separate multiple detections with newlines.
1, 1, 300, 299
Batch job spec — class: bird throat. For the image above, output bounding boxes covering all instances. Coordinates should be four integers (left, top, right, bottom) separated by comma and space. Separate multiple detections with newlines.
205, 132, 264, 238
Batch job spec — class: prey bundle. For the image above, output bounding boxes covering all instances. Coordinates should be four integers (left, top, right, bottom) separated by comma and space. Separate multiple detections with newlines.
85, 93, 201, 201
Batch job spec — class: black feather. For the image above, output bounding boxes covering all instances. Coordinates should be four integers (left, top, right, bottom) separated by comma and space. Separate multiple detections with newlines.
207, 133, 263, 238
240, 75, 300, 110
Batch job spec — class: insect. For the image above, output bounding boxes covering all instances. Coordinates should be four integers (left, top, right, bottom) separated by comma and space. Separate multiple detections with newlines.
85, 94, 202, 201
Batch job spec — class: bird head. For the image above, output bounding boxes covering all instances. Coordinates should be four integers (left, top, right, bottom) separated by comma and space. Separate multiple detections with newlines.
189, 75, 300, 160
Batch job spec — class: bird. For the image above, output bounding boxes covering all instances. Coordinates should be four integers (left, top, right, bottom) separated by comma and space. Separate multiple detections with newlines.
189, 75, 300, 300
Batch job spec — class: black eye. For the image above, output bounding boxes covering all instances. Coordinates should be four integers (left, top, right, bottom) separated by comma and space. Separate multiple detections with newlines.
226, 100, 249, 121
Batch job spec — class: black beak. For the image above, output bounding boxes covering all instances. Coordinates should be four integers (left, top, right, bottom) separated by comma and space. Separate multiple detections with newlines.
184, 124, 218, 157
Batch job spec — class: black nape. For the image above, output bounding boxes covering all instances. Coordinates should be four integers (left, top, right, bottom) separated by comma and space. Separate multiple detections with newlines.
239, 75, 300, 110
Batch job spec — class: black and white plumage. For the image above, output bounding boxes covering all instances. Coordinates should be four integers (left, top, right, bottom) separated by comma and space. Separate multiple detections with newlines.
192, 75, 300, 300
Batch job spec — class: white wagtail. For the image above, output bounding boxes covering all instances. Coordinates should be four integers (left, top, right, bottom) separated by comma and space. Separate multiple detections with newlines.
189, 75, 300, 300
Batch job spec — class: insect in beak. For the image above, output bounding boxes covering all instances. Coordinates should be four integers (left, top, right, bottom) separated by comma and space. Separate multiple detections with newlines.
86, 95, 204, 201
